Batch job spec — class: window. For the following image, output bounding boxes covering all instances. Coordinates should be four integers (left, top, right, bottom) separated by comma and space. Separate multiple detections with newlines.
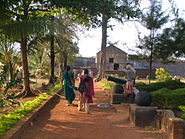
109, 58, 114, 63
114, 63, 119, 70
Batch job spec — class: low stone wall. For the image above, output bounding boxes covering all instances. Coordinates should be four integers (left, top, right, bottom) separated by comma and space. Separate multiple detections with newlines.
1, 89, 62, 139
156, 110, 185, 139
129, 104, 158, 127
129, 105, 185, 139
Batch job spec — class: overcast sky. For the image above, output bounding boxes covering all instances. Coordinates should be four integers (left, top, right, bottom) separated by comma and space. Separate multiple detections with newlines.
77, 0, 185, 57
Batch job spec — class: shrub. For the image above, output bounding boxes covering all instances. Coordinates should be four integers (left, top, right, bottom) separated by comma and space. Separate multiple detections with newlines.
179, 106, 185, 120
155, 68, 172, 82
167, 88, 185, 109
150, 88, 171, 108
135, 80, 185, 92
151, 88, 185, 109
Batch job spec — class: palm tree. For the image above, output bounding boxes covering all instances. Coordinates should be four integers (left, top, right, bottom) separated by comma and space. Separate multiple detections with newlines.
0, 35, 20, 80
0, 0, 56, 97
55, 15, 79, 74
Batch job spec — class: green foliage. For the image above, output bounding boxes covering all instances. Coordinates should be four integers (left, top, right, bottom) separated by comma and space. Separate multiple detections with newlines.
0, 65, 21, 108
98, 78, 115, 90
155, 18, 185, 59
151, 88, 185, 109
150, 88, 171, 108
146, 75, 150, 80
0, 83, 61, 136
135, 80, 185, 92
179, 106, 185, 120
155, 68, 172, 82
0, 66, 8, 87
50, 0, 141, 27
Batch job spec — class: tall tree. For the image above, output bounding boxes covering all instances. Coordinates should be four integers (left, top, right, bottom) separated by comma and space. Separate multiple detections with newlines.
155, 18, 185, 59
0, 0, 57, 97
137, 0, 169, 83
96, 0, 141, 80
55, 15, 79, 75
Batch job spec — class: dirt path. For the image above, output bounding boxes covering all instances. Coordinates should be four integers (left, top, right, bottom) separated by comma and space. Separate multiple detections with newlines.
21, 82, 161, 139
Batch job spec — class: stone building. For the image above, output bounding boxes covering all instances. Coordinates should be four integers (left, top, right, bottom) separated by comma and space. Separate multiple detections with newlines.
96, 44, 128, 73
71, 57, 97, 77
72, 57, 95, 68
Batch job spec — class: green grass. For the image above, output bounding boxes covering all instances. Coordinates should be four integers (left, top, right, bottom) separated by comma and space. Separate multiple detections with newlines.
98, 78, 116, 90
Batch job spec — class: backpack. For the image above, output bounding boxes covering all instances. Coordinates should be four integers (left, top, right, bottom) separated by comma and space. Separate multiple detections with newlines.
78, 81, 86, 93
78, 75, 90, 93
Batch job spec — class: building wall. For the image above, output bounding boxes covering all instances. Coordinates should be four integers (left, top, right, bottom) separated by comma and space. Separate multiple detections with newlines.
72, 57, 95, 68
96, 45, 128, 72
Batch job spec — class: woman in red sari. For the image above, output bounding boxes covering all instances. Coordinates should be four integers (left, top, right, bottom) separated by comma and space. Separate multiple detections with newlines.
78, 69, 94, 114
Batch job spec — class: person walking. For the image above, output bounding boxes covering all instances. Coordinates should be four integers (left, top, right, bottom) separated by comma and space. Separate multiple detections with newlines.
61, 65, 78, 106
78, 69, 94, 114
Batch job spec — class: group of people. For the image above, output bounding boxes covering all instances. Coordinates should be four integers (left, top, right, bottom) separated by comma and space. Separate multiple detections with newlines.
61, 66, 94, 114
61, 63, 136, 114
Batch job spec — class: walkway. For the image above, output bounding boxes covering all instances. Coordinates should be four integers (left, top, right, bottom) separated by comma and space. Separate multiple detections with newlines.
21, 82, 161, 139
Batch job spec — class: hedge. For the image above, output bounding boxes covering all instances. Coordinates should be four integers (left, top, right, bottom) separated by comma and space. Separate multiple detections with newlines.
179, 106, 185, 120
151, 88, 185, 109
135, 80, 185, 92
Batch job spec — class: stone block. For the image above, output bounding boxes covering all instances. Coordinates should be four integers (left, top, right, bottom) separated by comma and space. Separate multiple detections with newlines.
111, 94, 125, 104
129, 104, 158, 127
169, 118, 185, 139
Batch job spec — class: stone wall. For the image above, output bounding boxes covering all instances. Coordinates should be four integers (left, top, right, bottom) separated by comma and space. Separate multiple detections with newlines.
156, 110, 185, 139
129, 105, 185, 139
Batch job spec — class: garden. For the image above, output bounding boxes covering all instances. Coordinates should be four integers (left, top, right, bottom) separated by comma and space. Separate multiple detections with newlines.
0, 0, 185, 138
99, 68, 185, 120
0, 63, 61, 136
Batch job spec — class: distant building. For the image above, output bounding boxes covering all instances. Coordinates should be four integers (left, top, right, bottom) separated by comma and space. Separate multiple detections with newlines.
96, 44, 128, 73
73, 46, 185, 79
72, 57, 95, 68
71, 57, 97, 77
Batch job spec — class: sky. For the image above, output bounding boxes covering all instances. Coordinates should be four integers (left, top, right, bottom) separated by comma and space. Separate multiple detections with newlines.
77, 0, 185, 57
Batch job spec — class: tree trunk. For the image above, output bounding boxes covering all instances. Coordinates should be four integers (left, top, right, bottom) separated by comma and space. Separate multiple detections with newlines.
64, 53, 67, 69
49, 35, 55, 85
148, 30, 154, 84
20, 38, 34, 97
59, 54, 64, 78
9, 61, 13, 80
149, 49, 153, 84
96, 14, 108, 81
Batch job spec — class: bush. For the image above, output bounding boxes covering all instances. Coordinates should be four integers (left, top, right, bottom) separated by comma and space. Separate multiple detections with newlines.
135, 80, 185, 92
151, 88, 185, 109
150, 88, 171, 108
155, 68, 172, 82
167, 88, 185, 108
179, 106, 185, 120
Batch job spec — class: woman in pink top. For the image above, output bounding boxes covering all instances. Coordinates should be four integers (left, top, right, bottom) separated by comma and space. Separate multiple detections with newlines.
78, 69, 94, 114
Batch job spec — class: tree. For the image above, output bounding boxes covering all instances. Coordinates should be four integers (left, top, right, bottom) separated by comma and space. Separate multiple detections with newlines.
53, 15, 79, 75
155, 18, 185, 59
96, 0, 141, 80
137, 0, 169, 83
0, 36, 20, 80
28, 41, 50, 77
0, 0, 57, 97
